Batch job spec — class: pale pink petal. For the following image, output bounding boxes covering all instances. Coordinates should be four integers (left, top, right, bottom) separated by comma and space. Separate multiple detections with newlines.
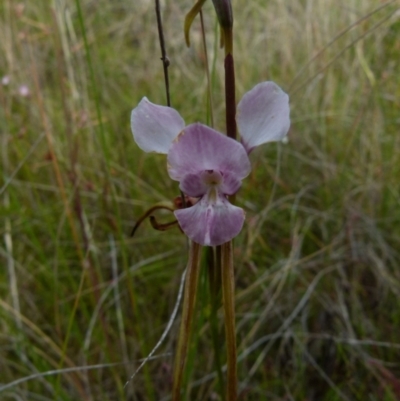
167, 123, 251, 181
131, 97, 185, 154
175, 193, 245, 246
237, 81, 290, 153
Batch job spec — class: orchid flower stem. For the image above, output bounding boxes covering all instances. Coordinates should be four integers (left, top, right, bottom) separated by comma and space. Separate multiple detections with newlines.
222, 15, 237, 400
221, 241, 237, 400
207, 246, 225, 399
172, 242, 202, 401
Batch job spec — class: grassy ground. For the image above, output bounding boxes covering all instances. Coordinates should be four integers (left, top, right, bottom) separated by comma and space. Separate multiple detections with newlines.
1, 0, 400, 400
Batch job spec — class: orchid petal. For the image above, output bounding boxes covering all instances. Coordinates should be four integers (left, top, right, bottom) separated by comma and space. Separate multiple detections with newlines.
168, 123, 251, 181
180, 173, 209, 197
131, 97, 185, 154
175, 193, 245, 246
219, 171, 242, 195
237, 81, 290, 153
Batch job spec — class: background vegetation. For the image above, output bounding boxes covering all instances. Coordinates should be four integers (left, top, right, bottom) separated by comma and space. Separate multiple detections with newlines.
1, 0, 399, 399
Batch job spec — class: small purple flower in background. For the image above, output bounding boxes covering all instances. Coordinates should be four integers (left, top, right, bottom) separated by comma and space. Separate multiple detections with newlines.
2, 75, 10, 86
131, 81, 290, 246
18, 84, 30, 97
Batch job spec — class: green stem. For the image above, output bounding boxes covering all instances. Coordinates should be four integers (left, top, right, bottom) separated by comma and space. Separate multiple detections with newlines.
172, 242, 202, 401
221, 241, 237, 400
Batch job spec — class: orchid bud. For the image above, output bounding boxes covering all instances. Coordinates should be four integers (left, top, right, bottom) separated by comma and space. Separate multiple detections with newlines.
211, 0, 233, 29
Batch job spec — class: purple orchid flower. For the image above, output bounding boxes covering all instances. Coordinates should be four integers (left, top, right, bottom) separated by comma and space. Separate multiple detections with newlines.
131, 81, 290, 246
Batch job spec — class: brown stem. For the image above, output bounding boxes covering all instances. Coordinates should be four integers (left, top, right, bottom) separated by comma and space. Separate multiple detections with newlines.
155, 0, 171, 106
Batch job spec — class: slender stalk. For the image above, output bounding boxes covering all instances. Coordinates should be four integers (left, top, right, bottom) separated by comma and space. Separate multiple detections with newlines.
208, 246, 225, 399
199, 9, 224, 398
221, 241, 237, 400
220, 7, 237, 400
172, 242, 202, 401
155, 0, 171, 107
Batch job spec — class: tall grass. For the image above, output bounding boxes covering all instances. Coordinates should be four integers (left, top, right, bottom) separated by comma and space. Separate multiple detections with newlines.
1, 0, 399, 399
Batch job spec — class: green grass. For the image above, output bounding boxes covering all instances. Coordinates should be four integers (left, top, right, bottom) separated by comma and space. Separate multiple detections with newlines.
1, 0, 400, 399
